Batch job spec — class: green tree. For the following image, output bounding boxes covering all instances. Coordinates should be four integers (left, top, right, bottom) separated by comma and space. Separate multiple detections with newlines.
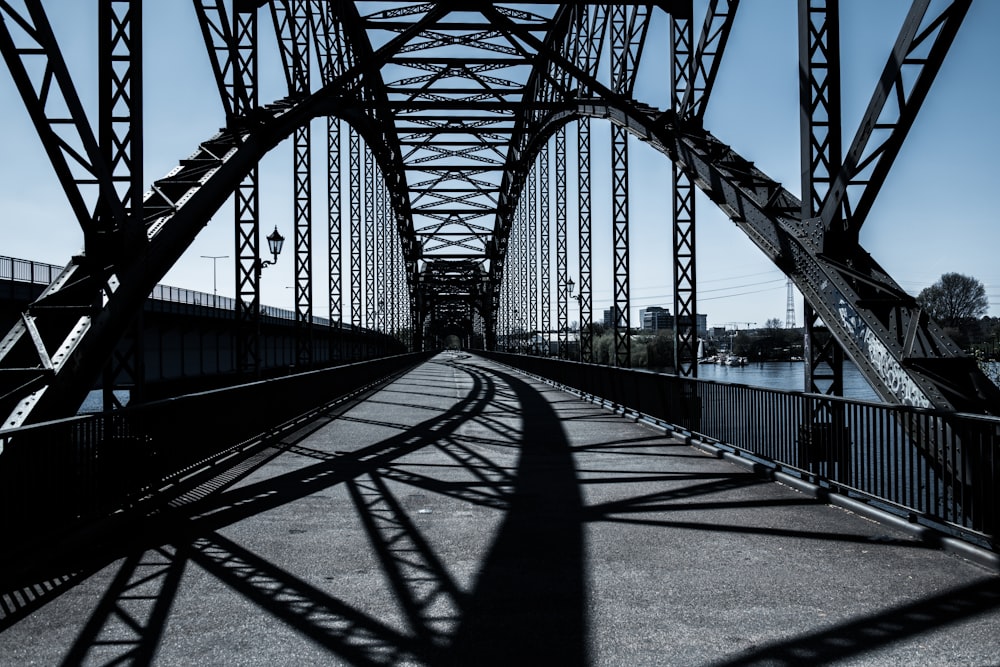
917, 273, 988, 327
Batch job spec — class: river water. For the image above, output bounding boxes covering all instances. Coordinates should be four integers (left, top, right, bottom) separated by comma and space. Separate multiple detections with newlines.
689, 360, 881, 401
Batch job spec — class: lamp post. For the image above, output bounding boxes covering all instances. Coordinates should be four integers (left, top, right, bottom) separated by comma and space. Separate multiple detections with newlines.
200, 254, 229, 308
567, 276, 582, 361
255, 226, 285, 321
258, 226, 286, 276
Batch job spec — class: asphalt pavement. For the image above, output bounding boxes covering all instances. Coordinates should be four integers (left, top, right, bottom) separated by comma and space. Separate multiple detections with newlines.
1, 352, 998, 666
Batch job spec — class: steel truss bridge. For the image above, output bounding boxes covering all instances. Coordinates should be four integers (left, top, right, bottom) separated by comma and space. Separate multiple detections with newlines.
1, 0, 998, 430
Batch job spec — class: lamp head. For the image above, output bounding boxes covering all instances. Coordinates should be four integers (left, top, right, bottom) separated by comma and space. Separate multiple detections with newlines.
266, 226, 285, 262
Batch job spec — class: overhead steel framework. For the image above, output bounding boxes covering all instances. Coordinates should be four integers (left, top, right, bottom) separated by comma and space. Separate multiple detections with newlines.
0, 0, 997, 432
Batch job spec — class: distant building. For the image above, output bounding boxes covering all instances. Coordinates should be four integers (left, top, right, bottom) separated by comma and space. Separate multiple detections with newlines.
692, 313, 708, 336
640, 306, 672, 332
603, 306, 625, 328
639, 307, 707, 336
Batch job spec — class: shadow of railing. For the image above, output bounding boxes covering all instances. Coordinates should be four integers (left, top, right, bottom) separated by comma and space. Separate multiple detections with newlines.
479, 352, 999, 554
0, 351, 434, 563
3, 353, 998, 665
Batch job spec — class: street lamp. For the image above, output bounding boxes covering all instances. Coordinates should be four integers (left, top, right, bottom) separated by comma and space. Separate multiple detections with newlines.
256, 226, 286, 277
255, 227, 285, 316
201, 254, 229, 307
263, 226, 285, 268
567, 277, 582, 361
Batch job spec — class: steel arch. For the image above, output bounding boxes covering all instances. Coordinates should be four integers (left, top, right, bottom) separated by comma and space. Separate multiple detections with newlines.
0, 1, 995, 429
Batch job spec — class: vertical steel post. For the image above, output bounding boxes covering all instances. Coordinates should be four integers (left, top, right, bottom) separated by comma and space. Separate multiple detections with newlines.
349, 126, 363, 357
555, 125, 568, 359
233, 6, 261, 377
526, 163, 537, 353
377, 176, 388, 333
100, 0, 144, 408
672, 10, 698, 378
328, 117, 342, 359
609, 5, 633, 367
364, 145, 376, 337
799, 0, 844, 396
513, 213, 520, 351
577, 119, 593, 363
285, 0, 312, 369
539, 142, 551, 356
573, 3, 600, 361
292, 123, 312, 366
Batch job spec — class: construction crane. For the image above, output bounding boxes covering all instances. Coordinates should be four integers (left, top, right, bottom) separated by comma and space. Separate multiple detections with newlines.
721, 322, 757, 331
718, 322, 757, 357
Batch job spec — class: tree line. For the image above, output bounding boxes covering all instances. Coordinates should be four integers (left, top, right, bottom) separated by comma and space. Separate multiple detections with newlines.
575, 272, 996, 372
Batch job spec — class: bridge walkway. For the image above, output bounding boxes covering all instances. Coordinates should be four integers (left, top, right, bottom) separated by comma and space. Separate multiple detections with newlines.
1, 353, 998, 665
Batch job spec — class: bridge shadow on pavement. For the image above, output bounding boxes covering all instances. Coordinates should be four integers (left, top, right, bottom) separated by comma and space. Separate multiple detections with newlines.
1, 353, 999, 665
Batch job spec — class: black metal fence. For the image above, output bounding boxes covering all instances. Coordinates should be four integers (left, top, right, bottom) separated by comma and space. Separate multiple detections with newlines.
0, 351, 433, 548
0, 256, 61, 286
0, 254, 335, 325
480, 352, 998, 550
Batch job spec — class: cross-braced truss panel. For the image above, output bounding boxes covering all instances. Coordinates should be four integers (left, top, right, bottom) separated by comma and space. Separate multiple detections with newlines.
0, 0, 995, 432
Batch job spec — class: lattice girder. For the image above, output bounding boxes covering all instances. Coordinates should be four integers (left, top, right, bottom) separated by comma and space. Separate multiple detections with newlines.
1, 1, 994, 430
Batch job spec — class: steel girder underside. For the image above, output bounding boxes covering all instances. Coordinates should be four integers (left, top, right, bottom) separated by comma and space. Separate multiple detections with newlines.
0, 1, 996, 429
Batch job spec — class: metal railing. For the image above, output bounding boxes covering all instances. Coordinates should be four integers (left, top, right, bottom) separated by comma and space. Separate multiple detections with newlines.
0, 351, 434, 548
0, 255, 62, 286
1, 255, 333, 325
481, 352, 998, 551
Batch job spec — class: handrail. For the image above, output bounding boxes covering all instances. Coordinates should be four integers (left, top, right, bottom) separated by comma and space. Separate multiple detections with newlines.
0, 351, 434, 550
480, 351, 999, 553
1, 254, 332, 325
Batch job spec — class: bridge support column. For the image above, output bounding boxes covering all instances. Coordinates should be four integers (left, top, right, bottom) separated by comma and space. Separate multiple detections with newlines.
577, 119, 593, 363
608, 5, 647, 367
365, 144, 376, 348
539, 142, 551, 356
328, 117, 343, 361
799, 0, 844, 396
671, 10, 698, 380
231, 7, 261, 378
527, 162, 537, 354
99, 0, 145, 408
555, 126, 569, 359
349, 126, 363, 359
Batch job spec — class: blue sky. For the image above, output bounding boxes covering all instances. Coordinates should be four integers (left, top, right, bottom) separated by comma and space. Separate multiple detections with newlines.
1, 1, 997, 330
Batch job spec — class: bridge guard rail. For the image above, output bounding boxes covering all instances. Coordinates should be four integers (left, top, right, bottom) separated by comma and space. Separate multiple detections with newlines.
0, 351, 434, 552
478, 352, 998, 552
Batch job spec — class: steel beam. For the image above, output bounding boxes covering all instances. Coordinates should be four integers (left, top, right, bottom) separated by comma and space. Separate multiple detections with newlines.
193, 0, 242, 120
799, 0, 844, 395
99, 0, 144, 408
577, 118, 593, 363
350, 126, 363, 333
672, 8, 698, 378
231, 5, 260, 377
0, 1, 124, 246
681, 0, 740, 122
609, 5, 643, 367
328, 116, 342, 334
555, 125, 568, 359
377, 172, 388, 333
365, 144, 377, 332
539, 141, 551, 356
818, 0, 971, 249
527, 163, 537, 352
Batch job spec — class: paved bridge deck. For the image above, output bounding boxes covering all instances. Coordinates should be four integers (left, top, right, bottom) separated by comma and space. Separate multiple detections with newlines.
2, 353, 998, 666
